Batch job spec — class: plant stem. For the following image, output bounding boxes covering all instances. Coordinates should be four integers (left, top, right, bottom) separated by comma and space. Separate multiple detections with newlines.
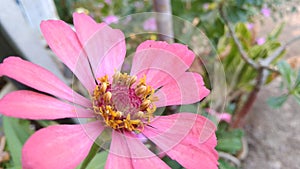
219, 6, 259, 70
232, 69, 267, 128
261, 35, 300, 65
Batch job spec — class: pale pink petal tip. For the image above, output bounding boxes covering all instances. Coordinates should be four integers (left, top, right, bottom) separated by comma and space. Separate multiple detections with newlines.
73, 12, 126, 79
0, 57, 90, 107
130, 41, 196, 90
218, 113, 232, 123
40, 17, 97, 93
206, 108, 232, 123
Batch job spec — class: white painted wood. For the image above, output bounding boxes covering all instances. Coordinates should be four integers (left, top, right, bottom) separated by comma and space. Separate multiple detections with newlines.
18, 0, 59, 33
0, 0, 67, 83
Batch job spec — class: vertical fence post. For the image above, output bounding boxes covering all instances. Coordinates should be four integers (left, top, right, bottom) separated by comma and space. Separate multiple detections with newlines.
153, 0, 174, 43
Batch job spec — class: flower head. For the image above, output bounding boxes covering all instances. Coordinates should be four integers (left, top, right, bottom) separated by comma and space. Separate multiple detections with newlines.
246, 23, 254, 30
256, 37, 266, 45
103, 15, 119, 24
105, 0, 112, 5
203, 3, 210, 10
206, 108, 232, 123
261, 6, 271, 17
143, 17, 157, 31
0, 13, 218, 168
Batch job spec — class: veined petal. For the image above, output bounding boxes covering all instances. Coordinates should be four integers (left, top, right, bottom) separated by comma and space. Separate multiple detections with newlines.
165, 141, 218, 169
142, 113, 218, 169
105, 131, 133, 169
105, 131, 170, 169
72, 13, 105, 47
142, 113, 196, 152
0, 57, 90, 107
73, 13, 126, 79
134, 40, 195, 66
125, 132, 171, 169
155, 72, 210, 107
130, 40, 195, 89
22, 122, 103, 169
0, 90, 94, 119
40, 20, 96, 92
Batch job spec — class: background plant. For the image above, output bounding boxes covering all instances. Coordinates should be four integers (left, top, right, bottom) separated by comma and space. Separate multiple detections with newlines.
1, 0, 300, 169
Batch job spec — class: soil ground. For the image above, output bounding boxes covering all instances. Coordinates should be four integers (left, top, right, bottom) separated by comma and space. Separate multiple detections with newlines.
242, 7, 300, 169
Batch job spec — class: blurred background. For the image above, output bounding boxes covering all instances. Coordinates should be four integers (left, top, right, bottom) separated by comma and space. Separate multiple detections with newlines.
0, 0, 300, 169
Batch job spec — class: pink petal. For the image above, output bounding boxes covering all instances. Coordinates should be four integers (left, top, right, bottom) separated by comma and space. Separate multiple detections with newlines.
155, 72, 210, 107
0, 57, 90, 107
217, 113, 232, 123
105, 131, 170, 169
142, 113, 218, 169
103, 15, 119, 24
73, 13, 105, 46
40, 20, 96, 92
73, 13, 126, 79
0, 90, 94, 119
130, 40, 195, 89
166, 140, 218, 169
105, 131, 133, 169
125, 133, 171, 169
206, 108, 232, 123
135, 40, 195, 66
22, 122, 103, 169
142, 113, 197, 152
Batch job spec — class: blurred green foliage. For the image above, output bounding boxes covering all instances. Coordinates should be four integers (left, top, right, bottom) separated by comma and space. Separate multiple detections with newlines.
2, 0, 300, 169
2, 117, 34, 169
267, 61, 300, 108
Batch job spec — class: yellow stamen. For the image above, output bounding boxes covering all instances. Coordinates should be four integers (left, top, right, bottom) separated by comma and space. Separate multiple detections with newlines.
92, 72, 158, 132
103, 92, 112, 103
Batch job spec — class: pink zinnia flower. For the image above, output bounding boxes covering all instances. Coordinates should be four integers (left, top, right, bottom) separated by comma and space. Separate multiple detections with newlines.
0, 13, 218, 168
103, 15, 119, 24
256, 37, 266, 45
206, 108, 232, 123
261, 6, 271, 17
203, 3, 210, 10
246, 23, 254, 30
105, 0, 112, 5
143, 17, 157, 31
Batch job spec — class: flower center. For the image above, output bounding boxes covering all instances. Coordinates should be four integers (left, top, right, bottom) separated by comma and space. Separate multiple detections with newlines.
92, 72, 157, 132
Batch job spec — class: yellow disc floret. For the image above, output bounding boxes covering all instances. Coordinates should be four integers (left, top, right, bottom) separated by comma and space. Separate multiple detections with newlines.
92, 72, 158, 132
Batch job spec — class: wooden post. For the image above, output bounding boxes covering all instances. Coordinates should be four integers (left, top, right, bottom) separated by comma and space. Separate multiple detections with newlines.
153, 0, 174, 43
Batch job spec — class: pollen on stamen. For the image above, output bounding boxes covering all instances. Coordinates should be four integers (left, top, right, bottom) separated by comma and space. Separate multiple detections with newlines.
92, 71, 157, 132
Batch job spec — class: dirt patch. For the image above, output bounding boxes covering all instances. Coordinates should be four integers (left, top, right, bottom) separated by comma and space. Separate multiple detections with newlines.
242, 8, 300, 169
243, 79, 300, 169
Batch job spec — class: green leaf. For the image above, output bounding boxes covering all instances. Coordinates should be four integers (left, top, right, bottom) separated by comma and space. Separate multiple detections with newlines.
267, 94, 289, 108
293, 93, 300, 105
179, 104, 198, 113
3, 116, 33, 168
83, 151, 108, 169
79, 140, 101, 169
293, 69, 300, 89
78, 128, 112, 169
277, 61, 293, 89
225, 6, 248, 23
216, 129, 244, 154
269, 23, 285, 40
236, 0, 246, 7
36, 120, 58, 127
